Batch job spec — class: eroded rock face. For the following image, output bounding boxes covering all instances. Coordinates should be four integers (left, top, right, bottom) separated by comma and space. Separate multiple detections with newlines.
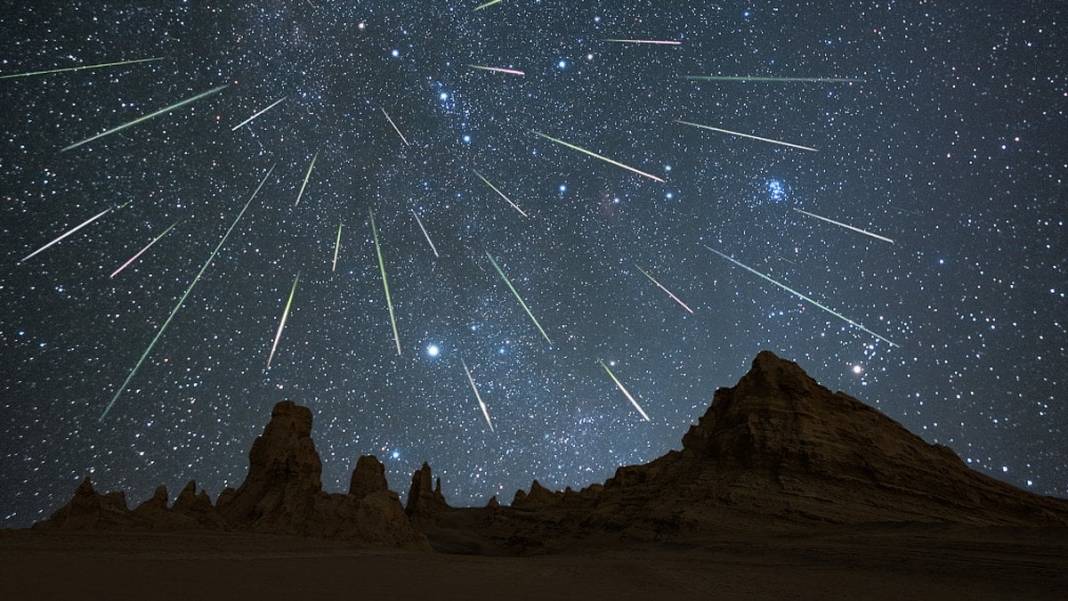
405, 463, 449, 517
349, 455, 389, 500
34, 478, 130, 531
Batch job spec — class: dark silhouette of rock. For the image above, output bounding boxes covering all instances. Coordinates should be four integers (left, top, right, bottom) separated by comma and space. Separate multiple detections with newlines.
216, 487, 236, 511
34, 478, 131, 531
406, 463, 449, 517
349, 455, 388, 499
511, 480, 564, 510
485, 496, 500, 509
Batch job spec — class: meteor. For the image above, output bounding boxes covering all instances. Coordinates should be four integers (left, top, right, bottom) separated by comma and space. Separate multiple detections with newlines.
332, 223, 342, 272
598, 360, 650, 421
473, 170, 528, 217
380, 108, 410, 146
532, 131, 665, 183
266, 272, 300, 370
792, 208, 895, 244
702, 245, 898, 347
635, 265, 694, 314
468, 64, 524, 76
19, 207, 111, 264
411, 209, 439, 258
231, 96, 286, 131
474, 0, 502, 10
100, 164, 276, 420
370, 209, 402, 356
62, 84, 228, 152
603, 39, 682, 46
676, 120, 817, 152
485, 251, 551, 345
110, 219, 180, 278
294, 151, 319, 207
684, 75, 864, 83
461, 359, 494, 432
0, 57, 163, 80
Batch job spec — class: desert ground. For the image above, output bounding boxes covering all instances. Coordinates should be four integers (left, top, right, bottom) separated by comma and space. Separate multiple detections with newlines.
3, 524, 1066, 600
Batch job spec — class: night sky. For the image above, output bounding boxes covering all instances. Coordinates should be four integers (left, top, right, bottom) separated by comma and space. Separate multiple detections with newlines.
1, 2, 1065, 527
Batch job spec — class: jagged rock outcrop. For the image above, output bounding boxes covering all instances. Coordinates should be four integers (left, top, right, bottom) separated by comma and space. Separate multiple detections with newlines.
511, 480, 564, 510
349, 455, 389, 500
35, 401, 428, 550
485, 496, 500, 510
405, 463, 449, 517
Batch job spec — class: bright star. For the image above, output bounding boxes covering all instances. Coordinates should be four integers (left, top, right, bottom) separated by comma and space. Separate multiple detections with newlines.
426, 344, 440, 357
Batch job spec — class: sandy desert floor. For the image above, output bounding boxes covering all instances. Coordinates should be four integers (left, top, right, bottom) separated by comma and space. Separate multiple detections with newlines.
2, 524, 1066, 600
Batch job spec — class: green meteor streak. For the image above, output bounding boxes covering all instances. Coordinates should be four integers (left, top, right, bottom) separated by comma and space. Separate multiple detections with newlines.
99, 165, 275, 420
532, 130, 665, 183
683, 75, 864, 83
294, 151, 318, 206
63, 84, 229, 152
370, 209, 402, 356
0, 57, 163, 80
598, 360, 650, 421
332, 222, 343, 272
474, 0, 502, 10
485, 251, 551, 345
267, 272, 300, 370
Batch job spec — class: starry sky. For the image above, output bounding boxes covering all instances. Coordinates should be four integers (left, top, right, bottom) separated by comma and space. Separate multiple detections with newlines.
1, 2, 1065, 526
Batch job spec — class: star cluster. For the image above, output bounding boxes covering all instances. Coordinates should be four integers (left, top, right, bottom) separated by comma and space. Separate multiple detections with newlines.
1, 2, 1065, 526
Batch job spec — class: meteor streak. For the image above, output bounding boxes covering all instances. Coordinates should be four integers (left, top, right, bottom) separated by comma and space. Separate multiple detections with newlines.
676, 120, 817, 152
19, 207, 111, 264
381, 108, 410, 146
474, 0, 502, 10
532, 131, 665, 183
266, 272, 300, 370
294, 151, 319, 206
110, 220, 180, 278
62, 84, 228, 152
598, 360, 650, 421
332, 223, 342, 272
231, 95, 286, 131
100, 164, 276, 420
411, 209, 439, 258
603, 39, 682, 45
473, 170, 528, 217
0, 57, 163, 80
702, 245, 898, 347
461, 359, 494, 432
370, 209, 402, 356
684, 75, 864, 83
635, 265, 694, 314
485, 251, 551, 345
467, 64, 524, 76
792, 208, 895, 244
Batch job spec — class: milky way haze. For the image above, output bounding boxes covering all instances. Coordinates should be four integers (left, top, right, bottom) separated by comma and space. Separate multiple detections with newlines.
1, 2, 1065, 526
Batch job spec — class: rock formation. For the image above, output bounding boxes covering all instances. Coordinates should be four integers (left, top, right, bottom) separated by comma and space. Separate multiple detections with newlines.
405, 463, 450, 518
349, 455, 389, 499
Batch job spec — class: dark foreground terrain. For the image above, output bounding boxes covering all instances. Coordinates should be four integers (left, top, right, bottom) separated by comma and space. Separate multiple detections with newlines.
2, 526, 1066, 600
6, 352, 1068, 599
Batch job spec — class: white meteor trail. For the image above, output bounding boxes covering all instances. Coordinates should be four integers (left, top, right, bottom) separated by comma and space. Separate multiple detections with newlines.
19, 207, 112, 264
231, 95, 286, 131
461, 359, 494, 432
792, 208, 895, 244
598, 360, 650, 421
532, 131, 665, 183
267, 272, 300, 370
702, 245, 898, 347
411, 209, 439, 258
684, 75, 864, 83
370, 209, 402, 356
474, 0, 502, 10
468, 64, 525, 76
0, 57, 163, 80
110, 220, 180, 278
635, 265, 694, 314
603, 39, 682, 46
294, 151, 319, 206
485, 251, 551, 345
381, 108, 410, 146
676, 120, 817, 152
100, 165, 275, 420
474, 170, 528, 217
62, 84, 228, 152
332, 223, 342, 272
